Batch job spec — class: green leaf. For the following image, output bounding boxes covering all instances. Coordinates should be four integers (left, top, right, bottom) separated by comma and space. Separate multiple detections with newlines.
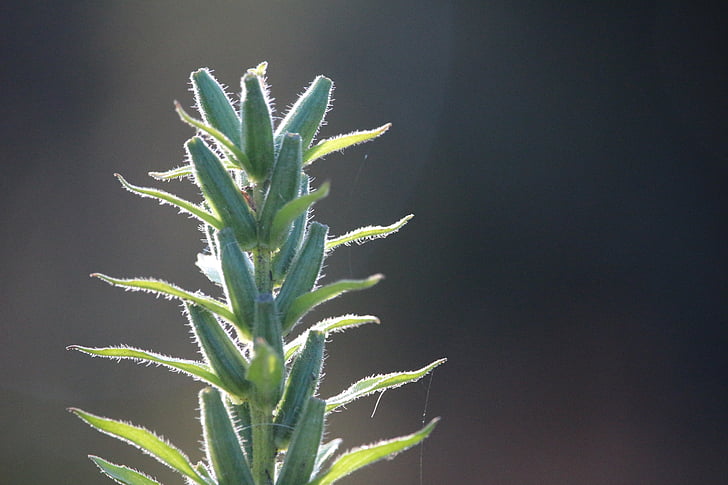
325, 358, 447, 412
70, 408, 205, 485
199, 387, 255, 485
325, 214, 413, 251
91, 273, 235, 325
283, 275, 384, 333
276, 398, 326, 485
187, 136, 258, 249
115, 174, 221, 228
276, 222, 327, 321
313, 440, 342, 478
187, 304, 251, 400
274, 330, 325, 449
218, 227, 257, 339
269, 182, 330, 248
258, 133, 302, 247
176, 102, 250, 171
191, 68, 241, 146
89, 456, 161, 485
67, 345, 223, 389
284, 314, 379, 361
307, 418, 440, 485
304, 123, 391, 166
275, 75, 333, 149
241, 69, 275, 181
149, 160, 241, 181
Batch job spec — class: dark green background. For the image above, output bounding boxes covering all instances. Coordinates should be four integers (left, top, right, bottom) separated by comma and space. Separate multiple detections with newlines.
2, 1, 726, 483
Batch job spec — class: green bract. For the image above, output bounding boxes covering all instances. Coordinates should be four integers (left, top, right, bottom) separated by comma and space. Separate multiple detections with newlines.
70, 64, 445, 485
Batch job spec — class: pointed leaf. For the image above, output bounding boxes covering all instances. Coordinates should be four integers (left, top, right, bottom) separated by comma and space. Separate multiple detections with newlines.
91, 273, 235, 324
67, 345, 223, 388
199, 387, 255, 485
149, 159, 241, 181
307, 418, 440, 485
276, 397, 326, 485
269, 182, 330, 248
275, 76, 333, 149
115, 174, 220, 228
304, 123, 391, 165
191, 68, 241, 146
325, 214, 413, 251
241, 69, 275, 181
176, 103, 250, 171
283, 275, 383, 333
89, 456, 161, 485
187, 137, 257, 249
284, 315, 379, 361
313, 440, 342, 478
325, 358, 447, 412
70, 408, 205, 484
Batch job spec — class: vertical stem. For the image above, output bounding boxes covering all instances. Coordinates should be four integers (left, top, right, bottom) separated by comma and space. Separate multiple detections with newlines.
250, 406, 275, 485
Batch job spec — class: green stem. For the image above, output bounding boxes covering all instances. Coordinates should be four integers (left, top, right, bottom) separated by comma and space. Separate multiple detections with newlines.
250, 406, 276, 485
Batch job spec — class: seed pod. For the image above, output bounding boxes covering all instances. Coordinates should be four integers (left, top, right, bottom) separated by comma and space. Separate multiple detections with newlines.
275, 397, 326, 485
275, 222, 327, 321
247, 338, 284, 409
254, 293, 284, 359
257, 133, 302, 248
199, 387, 255, 485
187, 303, 250, 400
272, 176, 310, 283
274, 330, 325, 448
275, 75, 333, 149
187, 137, 257, 249
191, 68, 241, 147
228, 402, 253, 462
218, 227, 257, 339
241, 70, 275, 181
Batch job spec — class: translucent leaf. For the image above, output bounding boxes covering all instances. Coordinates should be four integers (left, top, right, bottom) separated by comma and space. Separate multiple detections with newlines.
67, 345, 223, 388
325, 214, 413, 251
176, 102, 250, 172
247, 338, 284, 409
325, 358, 447, 412
149, 160, 241, 181
89, 456, 161, 485
313, 439, 342, 478
283, 275, 384, 333
284, 314, 379, 361
304, 123, 391, 166
196, 253, 223, 285
91, 273, 235, 324
70, 409, 206, 485
269, 182, 330, 248
307, 418, 440, 485
115, 174, 221, 228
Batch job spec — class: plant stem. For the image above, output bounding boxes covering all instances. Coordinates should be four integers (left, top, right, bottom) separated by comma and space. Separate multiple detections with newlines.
250, 405, 276, 485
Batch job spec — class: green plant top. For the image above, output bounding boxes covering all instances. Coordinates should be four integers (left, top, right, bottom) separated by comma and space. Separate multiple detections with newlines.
69, 62, 445, 485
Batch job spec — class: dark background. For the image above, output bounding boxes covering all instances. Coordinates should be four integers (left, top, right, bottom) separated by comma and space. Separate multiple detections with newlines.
2, 1, 726, 483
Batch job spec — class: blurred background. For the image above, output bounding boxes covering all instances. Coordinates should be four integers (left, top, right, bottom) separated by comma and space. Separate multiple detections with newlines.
2, 1, 726, 483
